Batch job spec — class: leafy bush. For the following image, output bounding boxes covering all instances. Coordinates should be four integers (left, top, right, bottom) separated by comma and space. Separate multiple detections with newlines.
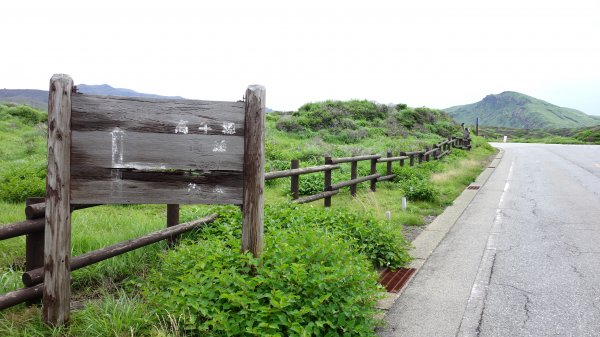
392, 165, 429, 183
575, 127, 600, 143
292, 100, 386, 132
275, 115, 304, 132
3, 105, 47, 125
401, 178, 438, 202
298, 173, 324, 196
144, 226, 383, 336
182, 204, 412, 269
0, 158, 46, 202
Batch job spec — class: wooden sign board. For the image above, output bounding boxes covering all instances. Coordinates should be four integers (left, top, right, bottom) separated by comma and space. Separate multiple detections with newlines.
70, 94, 245, 204
44, 74, 265, 325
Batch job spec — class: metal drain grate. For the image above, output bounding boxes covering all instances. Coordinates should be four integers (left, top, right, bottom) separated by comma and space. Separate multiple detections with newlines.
488, 166, 496, 168
379, 268, 416, 293
467, 185, 480, 190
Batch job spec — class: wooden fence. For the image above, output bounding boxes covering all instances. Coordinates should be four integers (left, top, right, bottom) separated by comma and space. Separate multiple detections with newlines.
0, 201, 215, 311
264, 136, 471, 207
0, 74, 266, 326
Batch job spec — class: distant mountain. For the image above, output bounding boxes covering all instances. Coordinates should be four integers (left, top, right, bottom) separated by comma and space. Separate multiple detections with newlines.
0, 89, 48, 110
444, 91, 600, 129
0, 84, 184, 110
76, 84, 183, 99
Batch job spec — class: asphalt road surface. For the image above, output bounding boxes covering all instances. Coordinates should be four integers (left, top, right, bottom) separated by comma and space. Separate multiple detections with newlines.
379, 143, 600, 337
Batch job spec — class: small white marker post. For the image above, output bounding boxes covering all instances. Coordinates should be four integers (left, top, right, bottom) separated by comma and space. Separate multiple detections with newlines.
402, 197, 407, 210
385, 211, 391, 221
503, 135, 508, 143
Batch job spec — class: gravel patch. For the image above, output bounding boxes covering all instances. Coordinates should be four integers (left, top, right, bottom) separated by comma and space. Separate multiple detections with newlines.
402, 215, 436, 242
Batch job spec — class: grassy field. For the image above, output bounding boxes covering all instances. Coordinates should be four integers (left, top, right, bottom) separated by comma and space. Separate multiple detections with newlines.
0, 101, 496, 335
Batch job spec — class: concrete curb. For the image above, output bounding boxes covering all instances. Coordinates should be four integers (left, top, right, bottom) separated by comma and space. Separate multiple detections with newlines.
376, 149, 505, 310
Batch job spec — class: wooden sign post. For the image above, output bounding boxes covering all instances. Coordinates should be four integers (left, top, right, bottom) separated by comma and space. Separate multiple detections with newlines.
45, 74, 73, 325
44, 74, 265, 325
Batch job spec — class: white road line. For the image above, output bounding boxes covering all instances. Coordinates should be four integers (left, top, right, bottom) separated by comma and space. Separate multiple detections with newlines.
456, 160, 514, 337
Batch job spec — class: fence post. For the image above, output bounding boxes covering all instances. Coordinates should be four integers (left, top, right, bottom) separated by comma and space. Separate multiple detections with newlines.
350, 159, 357, 197
324, 156, 333, 207
44, 74, 73, 326
166, 204, 180, 246
370, 156, 377, 192
242, 85, 266, 258
386, 151, 393, 176
409, 153, 415, 166
424, 146, 430, 162
25, 197, 45, 305
418, 151, 424, 164
399, 151, 406, 167
290, 159, 299, 200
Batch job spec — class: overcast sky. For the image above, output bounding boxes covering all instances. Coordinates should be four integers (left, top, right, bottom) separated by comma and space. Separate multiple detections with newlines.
2, 0, 599, 114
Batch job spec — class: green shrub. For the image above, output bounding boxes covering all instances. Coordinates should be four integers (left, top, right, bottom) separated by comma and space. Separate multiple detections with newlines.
0, 158, 46, 202
182, 204, 412, 269
4, 105, 47, 125
298, 173, 324, 196
392, 165, 429, 183
401, 178, 438, 202
395, 103, 408, 110
275, 115, 304, 132
575, 127, 600, 143
144, 227, 383, 336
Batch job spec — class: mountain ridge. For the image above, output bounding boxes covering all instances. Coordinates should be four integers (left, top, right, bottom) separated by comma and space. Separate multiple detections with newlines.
444, 91, 600, 129
0, 84, 184, 110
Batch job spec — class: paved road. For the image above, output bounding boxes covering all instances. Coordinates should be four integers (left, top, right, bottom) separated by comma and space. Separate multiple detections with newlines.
379, 143, 600, 337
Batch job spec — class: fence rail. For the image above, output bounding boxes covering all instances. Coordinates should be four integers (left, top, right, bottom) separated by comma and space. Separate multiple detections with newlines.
0, 202, 217, 310
263, 136, 471, 207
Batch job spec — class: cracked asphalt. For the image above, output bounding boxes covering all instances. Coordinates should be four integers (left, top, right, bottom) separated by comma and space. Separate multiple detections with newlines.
379, 143, 600, 337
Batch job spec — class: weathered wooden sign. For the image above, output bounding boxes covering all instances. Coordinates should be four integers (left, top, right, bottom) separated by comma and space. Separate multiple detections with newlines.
70, 94, 246, 204
44, 74, 265, 326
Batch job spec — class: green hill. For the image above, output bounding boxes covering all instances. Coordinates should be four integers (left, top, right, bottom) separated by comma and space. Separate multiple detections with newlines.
445, 91, 600, 129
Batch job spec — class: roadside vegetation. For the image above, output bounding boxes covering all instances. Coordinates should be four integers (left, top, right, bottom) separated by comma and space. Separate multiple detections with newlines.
0, 101, 494, 336
479, 125, 600, 145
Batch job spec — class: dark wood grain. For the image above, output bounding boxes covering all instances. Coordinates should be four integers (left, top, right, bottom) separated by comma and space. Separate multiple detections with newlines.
290, 160, 299, 200
71, 170, 243, 204
0, 219, 44, 240
241, 85, 265, 258
71, 131, 244, 171
69, 93, 245, 205
44, 74, 73, 325
71, 94, 245, 134
324, 157, 333, 207
0, 284, 43, 310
